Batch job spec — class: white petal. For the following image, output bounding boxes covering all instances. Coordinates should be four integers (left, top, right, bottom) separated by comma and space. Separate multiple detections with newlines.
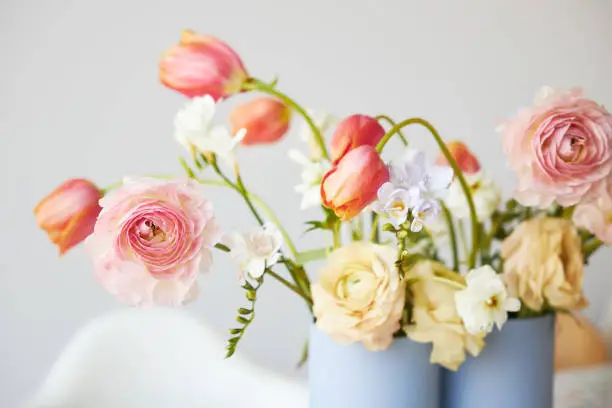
505, 297, 521, 312
246, 258, 266, 279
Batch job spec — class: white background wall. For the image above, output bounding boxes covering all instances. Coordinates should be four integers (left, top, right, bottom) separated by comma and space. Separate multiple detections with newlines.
2, 0, 612, 406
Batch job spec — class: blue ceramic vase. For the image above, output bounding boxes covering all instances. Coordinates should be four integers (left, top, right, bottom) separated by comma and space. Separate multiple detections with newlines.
308, 325, 441, 408
443, 313, 555, 408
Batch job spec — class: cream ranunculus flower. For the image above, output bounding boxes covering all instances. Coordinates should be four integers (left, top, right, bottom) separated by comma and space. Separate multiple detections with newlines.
404, 261, 485, 371
312, 242, 405, 351
501, 217, 587, 311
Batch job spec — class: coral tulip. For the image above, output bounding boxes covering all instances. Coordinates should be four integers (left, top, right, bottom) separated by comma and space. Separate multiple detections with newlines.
321, 146, 389, 220
330, 114, 385, 164
34, 179, 102, 255
230, 97, 291, 145
159, 30, 248, 101
435, 141, 481, 174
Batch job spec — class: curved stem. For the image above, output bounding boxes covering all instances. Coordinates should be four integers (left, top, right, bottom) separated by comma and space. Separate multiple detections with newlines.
196, 178, 299, 259
267, 270, 313, 306
376, 117, 479, 269
440, 202, 459, 272
375, 115, 408, 146
332, 222, 341, 248
244, 78, 330, 161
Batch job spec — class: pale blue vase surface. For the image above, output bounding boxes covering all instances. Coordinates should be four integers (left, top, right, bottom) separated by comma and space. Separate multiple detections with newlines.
308, 325, 441, 408
443, 313, 555, 408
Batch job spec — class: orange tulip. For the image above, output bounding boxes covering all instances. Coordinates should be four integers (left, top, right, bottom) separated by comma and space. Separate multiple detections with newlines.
330, 114, 385, 164
321, 146, 389, 220
230, 97, 291, 145
159, 30, 248, 101
435, 141, 481, 174
34, 179, 102, 255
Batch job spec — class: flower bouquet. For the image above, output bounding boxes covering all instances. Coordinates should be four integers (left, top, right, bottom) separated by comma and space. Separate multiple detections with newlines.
34, 30, 612, 408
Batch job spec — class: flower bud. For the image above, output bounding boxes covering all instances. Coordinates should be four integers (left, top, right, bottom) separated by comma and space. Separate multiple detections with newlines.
34, 179, 102, 255
321, 146, 389, 220
159, 30, 248, 101
230, 97, 291, 145
330, 114, 385, 165
435, 141, 481, 174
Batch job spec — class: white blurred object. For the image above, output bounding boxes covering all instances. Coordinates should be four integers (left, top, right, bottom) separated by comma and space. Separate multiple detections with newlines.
27, 308, 308, 408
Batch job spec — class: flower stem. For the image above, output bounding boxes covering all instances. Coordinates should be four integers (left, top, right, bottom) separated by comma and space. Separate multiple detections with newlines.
407, 275, 466, 291
370, 213, 380, 243
267, 270, 313, 306
332, 221, 341, 248
375, 117, 480, 269
458, 220, 470, 262
244, 78, 330, 161
375, 115, 408, 146
440, 202, 459, 272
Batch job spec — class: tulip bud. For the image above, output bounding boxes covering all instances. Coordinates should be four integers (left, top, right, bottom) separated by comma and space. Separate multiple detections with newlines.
321, 146, 390, 220
159, 30, 248, 101
330, 114, 385, 165
435, 141, 481, 174
34, 179, 102, 255
230, 97, 291, 145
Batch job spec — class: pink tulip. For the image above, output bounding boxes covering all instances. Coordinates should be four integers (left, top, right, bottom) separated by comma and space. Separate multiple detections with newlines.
321, 146, 390, 220
230, 97, 291, 145
159, 30, 248, 101
34, 179, 102, 255
435, 141, 481, 174
330, 114, 385, 165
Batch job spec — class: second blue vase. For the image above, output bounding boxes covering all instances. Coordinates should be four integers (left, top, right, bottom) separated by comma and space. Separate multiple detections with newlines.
443, 314, 555, 408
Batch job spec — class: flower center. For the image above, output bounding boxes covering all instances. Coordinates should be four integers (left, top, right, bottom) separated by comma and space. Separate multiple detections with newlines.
391, 200, 406, 215
559, 133, 586, 163
138, 219, 166, 243
485, 295, 499, 308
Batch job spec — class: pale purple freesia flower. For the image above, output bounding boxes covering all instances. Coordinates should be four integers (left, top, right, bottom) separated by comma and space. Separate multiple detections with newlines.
410, 199, 441, 232
372, 182, 420, 227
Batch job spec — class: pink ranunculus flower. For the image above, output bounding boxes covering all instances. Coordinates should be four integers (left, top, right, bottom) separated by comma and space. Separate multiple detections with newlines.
573, 179, 612, 244
87, 177, 220, 307
500, 87, 612, 208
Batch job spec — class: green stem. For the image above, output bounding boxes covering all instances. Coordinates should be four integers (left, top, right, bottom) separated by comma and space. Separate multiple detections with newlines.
562, 206, 575, 220
370, 213, 380, 243
376, 117, 479, 269
458, 220, 470, 263
196, 177, 299, 260
375, 115, 408, 146
244, 78, 330, 161
332, 222, 341, 248
440, 202, 459, 272
267, 270, 313, 306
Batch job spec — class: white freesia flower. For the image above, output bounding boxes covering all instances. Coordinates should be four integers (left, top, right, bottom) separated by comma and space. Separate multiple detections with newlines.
455, 265, 521, 335
445, 172, 501, 221
174, 95, 246, 165
288, 149, 332, 210
224, 223, 283, 281
371, 182, 420, 227
373, 150, 452, 230
390, 150, 454, 199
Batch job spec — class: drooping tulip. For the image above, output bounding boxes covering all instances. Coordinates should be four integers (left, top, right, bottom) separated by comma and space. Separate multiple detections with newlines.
34, 179, 102, 255
330, 114, 385, 164
321, 145, 389, 220
435, 141, 481, 174
159, 30, 248, 101
230, 97, 291, 145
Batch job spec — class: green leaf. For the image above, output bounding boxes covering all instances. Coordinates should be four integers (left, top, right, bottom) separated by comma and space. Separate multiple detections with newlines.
296, 339, 309, 368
